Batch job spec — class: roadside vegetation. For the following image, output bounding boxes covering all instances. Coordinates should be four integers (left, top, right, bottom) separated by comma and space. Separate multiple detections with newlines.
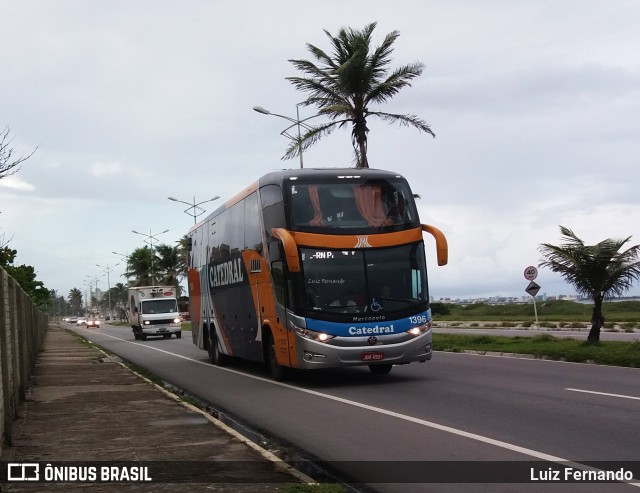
431, 299, 640, 325
430, 299, 639, 367
433, 333, 640, 368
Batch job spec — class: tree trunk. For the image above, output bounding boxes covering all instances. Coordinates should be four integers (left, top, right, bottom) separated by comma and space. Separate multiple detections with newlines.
353, 116, 369, 168
587, 295, 604, 342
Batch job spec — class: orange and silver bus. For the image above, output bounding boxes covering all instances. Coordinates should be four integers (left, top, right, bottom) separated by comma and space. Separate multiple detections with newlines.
186, 168, 447, 379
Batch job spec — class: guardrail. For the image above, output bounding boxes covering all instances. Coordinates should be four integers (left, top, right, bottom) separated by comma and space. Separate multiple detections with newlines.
0, 267, 48, 451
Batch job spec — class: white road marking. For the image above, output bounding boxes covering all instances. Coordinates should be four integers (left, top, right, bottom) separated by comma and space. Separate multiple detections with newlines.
85, 329, 640, 487
567, 388, 640, 401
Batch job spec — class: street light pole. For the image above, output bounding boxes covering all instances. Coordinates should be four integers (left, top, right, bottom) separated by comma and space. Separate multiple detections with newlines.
85, 275, 102, 315
96, 263, 119, 319
167, 195, 220, 224
253, 104, 321, 169
131, 229, 170, 284
112, 251, 130, 279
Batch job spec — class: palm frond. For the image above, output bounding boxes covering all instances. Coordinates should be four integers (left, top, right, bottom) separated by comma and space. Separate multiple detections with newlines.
282, 121, 343, 161
369, 111, 435, 136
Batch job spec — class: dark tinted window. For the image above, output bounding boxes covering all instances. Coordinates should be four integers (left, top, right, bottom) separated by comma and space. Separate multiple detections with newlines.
244, 192, 262, 251
286, 179, 418, 233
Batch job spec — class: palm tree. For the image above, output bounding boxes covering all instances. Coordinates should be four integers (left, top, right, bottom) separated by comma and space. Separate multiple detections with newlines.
126, 244, 183, 292
126, 247, 154, 286
67, 288, 83, 315
286, 22, 434, 168
539, 226, 640, 342
155, 243, 181, 293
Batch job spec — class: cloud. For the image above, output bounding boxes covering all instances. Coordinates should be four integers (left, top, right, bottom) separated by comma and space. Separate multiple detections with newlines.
89, 161, 124, 177
0, 175, 35, 191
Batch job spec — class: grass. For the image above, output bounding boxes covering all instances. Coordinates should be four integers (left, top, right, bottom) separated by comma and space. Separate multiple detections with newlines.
434, 333, 640, 368
434, 300, 640, 324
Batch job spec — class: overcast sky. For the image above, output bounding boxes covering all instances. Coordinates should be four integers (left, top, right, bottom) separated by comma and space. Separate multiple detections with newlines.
2, 0, 639, 301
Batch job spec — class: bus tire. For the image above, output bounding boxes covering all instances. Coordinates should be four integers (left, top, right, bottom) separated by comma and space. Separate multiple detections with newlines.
208, 329, 229, 366
176, 331, 182, 339
267, 333, 288, 382
369, 364, 392, 375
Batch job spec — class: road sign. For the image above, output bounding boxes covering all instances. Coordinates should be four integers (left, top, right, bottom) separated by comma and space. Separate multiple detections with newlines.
525, 281, 541, 297
524, 266, 538, 281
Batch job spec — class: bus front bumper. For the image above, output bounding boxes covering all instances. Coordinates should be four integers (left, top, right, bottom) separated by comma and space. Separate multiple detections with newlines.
294, 331, 432, 369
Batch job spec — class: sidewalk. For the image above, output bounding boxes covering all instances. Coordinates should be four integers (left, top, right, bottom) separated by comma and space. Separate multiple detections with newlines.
1, 325, 306, 492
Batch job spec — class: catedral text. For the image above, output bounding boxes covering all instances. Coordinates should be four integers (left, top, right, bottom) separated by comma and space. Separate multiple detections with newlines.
209, 258, 244, 288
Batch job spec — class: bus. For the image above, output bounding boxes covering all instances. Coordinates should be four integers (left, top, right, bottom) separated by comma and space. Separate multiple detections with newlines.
186, 168, 447, 380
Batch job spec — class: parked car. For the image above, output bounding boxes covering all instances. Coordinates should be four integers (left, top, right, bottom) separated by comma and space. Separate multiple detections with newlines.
76, 317, 87, 326
86, 318, 101, 328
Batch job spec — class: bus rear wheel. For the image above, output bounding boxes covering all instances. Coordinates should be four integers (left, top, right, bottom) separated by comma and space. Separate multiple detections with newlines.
369, 364, 392, 375
208, 330, 230, 366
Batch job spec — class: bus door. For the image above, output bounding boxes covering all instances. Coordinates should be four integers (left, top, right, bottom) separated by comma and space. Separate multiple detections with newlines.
270, 259, 296, 368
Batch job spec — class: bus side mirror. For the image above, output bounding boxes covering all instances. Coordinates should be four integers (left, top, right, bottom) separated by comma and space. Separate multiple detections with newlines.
421, 224, 448, 266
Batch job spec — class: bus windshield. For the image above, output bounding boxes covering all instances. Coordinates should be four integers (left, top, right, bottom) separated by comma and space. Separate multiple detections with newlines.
286, 179, 419, 232
298, 244, 428, 317
141, 299, 178, 315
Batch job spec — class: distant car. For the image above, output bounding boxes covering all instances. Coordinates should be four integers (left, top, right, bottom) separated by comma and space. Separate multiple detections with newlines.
76, 318, 87, 326
68, 317, 78, 324
86, 318, 101, 328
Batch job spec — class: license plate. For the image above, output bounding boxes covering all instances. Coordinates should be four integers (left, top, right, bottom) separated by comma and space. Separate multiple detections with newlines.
361, 351, 384, 362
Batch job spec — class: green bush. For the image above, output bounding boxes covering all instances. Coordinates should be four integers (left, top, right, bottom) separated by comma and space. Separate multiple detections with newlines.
430, 302, 451, 316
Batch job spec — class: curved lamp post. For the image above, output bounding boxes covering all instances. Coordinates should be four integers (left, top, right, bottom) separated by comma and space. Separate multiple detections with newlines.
253, 104, 321, 169
167, 196, 220, 224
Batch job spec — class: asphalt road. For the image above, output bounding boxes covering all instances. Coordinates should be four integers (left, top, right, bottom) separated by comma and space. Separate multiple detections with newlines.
70, 322, 640, 493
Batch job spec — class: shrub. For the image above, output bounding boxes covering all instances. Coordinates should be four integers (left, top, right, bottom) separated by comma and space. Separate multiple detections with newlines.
430, 302, 451, 316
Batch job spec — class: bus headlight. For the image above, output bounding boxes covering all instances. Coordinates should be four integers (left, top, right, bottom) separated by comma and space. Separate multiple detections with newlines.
294, 326, 335, 343
288, 318, 334, 343
173, 318, 181, 324
144, 320, 150, 325
407, 321, 431, 336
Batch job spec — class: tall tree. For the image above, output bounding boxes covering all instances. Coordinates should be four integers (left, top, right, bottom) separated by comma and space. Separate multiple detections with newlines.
539, 226, 640, 342
108, 282, 129, 320
126, 247, 155, 286
286, 22, 434, 168
155, 243, 181, 293
68, 288, 83, 315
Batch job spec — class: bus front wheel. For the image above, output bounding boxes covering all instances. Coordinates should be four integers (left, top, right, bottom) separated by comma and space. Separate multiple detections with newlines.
267, 334, 288, 382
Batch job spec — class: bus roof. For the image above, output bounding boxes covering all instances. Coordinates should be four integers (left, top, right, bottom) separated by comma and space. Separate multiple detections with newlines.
258, 167, 407, 188
188, 167, 410, 234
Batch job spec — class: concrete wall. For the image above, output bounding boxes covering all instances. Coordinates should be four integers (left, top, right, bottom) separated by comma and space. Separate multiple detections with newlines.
0, 267, 48, 450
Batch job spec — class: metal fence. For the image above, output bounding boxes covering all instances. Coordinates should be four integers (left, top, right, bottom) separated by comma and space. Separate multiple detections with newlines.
0, 267, 48, 451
